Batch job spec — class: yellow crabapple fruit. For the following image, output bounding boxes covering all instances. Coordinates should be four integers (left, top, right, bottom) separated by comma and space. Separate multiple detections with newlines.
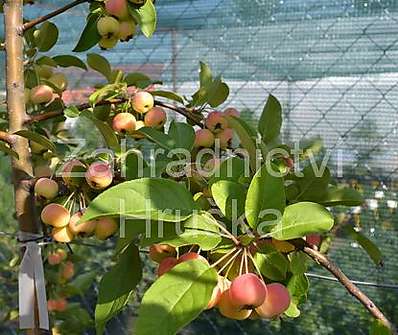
119, 20, 136, 41
34, 178, 59, 200
52, 226, 74, 243
41, 204, 70, 228
131, 91, 154, 114
61, 261, 75, 280
144, 107, 166, 128
255, 283, 291, 319
85, 161, 113, 190
54, 298, 68, 312
30, 85, 53, 104
157, 257, 178, 277
215, 128, 233, 149
68, 211, 96, 235
56, 248, 67, 261
99, 36, 119, 49
132, 120, 146, 139
61, 159, 86, 185
205, 111, 228, 133
229, 273, 267, 308
97, 16, 120, 37
218, 289, 251, 320
149, 244, 177, 263
94, 217, 118, 240
48, 253, 62, 266
207, 276, 230, 309
105, 0, 130, 19
223, 107, 239, 118
112, 112, 137, 134
194, 129, 215, 148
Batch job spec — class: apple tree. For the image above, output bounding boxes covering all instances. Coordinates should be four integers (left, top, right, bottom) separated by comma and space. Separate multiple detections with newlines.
0, 0, 396, 334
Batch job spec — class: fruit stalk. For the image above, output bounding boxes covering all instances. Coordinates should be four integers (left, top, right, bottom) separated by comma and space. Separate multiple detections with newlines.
22, 0, 88, 31
292, 239, 397, 334
4, 0, 41, 333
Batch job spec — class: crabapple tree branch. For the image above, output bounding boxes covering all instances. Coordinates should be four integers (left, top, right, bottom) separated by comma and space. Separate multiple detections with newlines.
25, 98, 204, 127
291, 239, 397, 335
22, 0, 89, 31
0, 130, 16, 145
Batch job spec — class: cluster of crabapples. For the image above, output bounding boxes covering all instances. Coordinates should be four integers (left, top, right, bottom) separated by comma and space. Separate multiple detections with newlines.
194, 108, 239, 150
111, 90, 167, 137
96, 0, 147, 50
46, 249, 75, 313
34, 159, 118, 243
25, 65, 68, 106
148, 243, 292, 320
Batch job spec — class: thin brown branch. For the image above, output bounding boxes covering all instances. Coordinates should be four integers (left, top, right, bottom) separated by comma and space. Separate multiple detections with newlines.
291, 239, 397, 334
0, 130, 16, 145
26, 98, 204, 127
22, 0, 88, 31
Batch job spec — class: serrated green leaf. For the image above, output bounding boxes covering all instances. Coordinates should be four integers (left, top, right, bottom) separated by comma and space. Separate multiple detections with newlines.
135, 260, 217, 335
81, 178, 197, 223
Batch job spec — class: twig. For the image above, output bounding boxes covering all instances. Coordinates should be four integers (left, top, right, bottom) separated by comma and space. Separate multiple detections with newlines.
22, 0, 89, 31
291, 239, 397, 334
154, 100, 203, 127
0, 130, 16, 145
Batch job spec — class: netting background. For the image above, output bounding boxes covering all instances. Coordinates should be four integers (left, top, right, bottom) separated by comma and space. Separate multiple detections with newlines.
1, 0, 398, 334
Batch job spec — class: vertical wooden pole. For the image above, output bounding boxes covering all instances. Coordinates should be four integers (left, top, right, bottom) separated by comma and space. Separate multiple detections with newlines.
4, 1, 41, 334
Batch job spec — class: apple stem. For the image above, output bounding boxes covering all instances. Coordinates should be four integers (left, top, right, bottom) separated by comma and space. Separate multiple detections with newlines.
247, 251, 263, 279
211, 247, 238, 268
211, 220, 240, 245
217, 248, 242, 275
224, 249, 242, 278
63, 190, 76, 209
239, 249, 244, 276
244, 248, 249, 274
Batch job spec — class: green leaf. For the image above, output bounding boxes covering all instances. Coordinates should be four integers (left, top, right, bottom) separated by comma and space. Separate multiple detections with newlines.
95, 244, 142, 334
199, 62, 212, 87
36, 56, 58, 67
64, 105, 81, 118
67, 271, 96, 296
139, 127, 175, 151
208, 156, 249, 186
292, 165, 331, 203
151, 90, 184, 104
0, 142, 19, 159
258, 94, 282, 144
81, 178, 197, 222
207, 79, 229, 108
269, 202, 334, 240
370, 320, 393, 335
254, 251, 289, 281
224, 115, 258, 171
35, 22, 59, 52
320, 186, 364, 207
168, 121, 195, 151
285, 273, 309, 318
73, 13, 101, 52
245, 163, 286, 230
288, 251, 308, 275
15, 130, 56, 153
211, 181, 246, 220
135, 260, 218, 335
125, 72, 150, 86
122, 149, 147, 180
344, 226, 383, 266
87, 53, 112, 81
131, 0, 157, 38
52, 55, 87, 70
80, 110, 120, 152
159, 212, 221, 251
